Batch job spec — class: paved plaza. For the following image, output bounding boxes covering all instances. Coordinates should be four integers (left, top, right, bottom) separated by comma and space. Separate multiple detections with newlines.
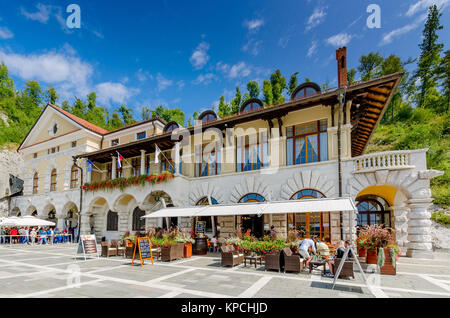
0, 244, 450, 298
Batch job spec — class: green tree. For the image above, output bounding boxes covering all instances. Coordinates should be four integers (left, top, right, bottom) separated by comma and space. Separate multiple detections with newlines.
380, 54, 407, 122
108, 111, 123, 130
71, 97, 87, 118
262, 80, 273, 106
230, 86, 242, 114
288, 72, 299, 95
217, 95, 231, 118
117, 105, 135, 125
435, 50, 450, 112
347, 68, 357, 85
151, 105, 185, 126
358, 52, 383, 81
247, 81, 260, 99
61, 100, 70, 111
270, 69, 287, 103
87, 92, 96, 110
0, 62, 15, 99
410, 5, 443, 108
141, 106, 151, 120
44, 87, 59, 105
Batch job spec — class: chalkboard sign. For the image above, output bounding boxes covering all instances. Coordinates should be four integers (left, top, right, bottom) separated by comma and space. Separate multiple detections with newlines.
77, 234, 99, 260
196, 221, 206, 234
131, 237, 154, 267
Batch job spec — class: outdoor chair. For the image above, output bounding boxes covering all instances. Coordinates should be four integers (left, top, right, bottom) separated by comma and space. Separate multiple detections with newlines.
101, 241, 118, 257
282, 248, 303, 273
220, 245, 243, 267
332, 258, 355, 279
117, 241, 126, 257
264, 251, 283, 272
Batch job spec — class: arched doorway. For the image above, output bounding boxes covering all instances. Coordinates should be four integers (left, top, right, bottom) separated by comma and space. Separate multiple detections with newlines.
238, 193, 265, 238
143, 191, 174, 229
356, 195, 391, 228
132, 207, 145, 231
195, 197, 218, 236
288, 189, 329, 240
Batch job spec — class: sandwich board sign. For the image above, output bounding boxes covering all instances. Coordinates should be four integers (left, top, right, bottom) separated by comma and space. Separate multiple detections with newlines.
196, 221, 206, 234
77, 234, 99, 260
131, 237, 154, 267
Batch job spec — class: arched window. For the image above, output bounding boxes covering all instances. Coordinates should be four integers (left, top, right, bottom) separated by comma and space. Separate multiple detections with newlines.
132, 207, 145, 231
240, 99, 263, 113
163, 121, 179, 133
70, 166, 79, 189
195, 197, 218, 234
291, 83, 321, 100
238, 193, 265, 238
48, 209, 56, 220
50, 169, 57, 192
106, 210, 118, 231
356, 196, 391, 228
198, 110, 218, 123
288, 189, 329, 240
33, 172, 39, 194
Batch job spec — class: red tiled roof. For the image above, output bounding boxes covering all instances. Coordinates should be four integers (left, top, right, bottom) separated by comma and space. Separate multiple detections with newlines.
49, 104, 109, 135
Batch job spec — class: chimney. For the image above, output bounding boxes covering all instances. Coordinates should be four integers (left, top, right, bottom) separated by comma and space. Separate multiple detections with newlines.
336, 47, 348, 88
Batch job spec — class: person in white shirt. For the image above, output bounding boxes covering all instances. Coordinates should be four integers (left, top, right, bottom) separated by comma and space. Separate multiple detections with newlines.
298, 236, 317, 270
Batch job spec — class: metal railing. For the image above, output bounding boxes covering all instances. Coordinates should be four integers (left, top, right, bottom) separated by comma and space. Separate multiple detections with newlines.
0, 234, 74, 245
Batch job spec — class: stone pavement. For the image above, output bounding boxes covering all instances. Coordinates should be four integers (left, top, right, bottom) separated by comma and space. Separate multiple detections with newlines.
0, 244, 450, 298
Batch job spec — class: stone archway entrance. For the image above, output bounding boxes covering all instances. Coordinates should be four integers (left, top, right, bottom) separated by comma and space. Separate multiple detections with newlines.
143, 191, 175, 230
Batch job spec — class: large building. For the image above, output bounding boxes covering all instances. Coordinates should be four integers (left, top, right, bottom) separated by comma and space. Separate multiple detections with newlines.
10, 47, 442, 259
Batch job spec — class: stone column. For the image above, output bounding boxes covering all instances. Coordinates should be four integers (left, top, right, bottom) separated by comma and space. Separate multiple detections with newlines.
112, 157, 117, 179
140, 150, 146, 175
84, 158, 91, 183
80, 214, 91, 235
56, 214, 65, 229
406, 198, 434, 259
341, 210, 357, 243
174, 142, 180, 175
390, 206, 409, 255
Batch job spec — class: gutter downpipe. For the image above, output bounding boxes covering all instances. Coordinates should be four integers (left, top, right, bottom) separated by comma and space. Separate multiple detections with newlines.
73, 156, 83, 244
337, 87, 347, 241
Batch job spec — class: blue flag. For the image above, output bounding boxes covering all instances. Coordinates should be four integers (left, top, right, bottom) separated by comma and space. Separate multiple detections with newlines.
87, 160, 93, 173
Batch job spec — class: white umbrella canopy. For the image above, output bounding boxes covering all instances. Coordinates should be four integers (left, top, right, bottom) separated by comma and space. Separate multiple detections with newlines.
14, 216, 56, 227
0, 216, 21, 227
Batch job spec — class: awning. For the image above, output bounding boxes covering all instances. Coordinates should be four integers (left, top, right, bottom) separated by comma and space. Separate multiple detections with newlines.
142, 197, 356, 218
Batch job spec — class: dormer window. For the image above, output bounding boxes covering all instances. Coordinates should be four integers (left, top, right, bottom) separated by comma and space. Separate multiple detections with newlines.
198, 110, 218, 123
240, 99, 264, 114
137, 131, 146, 140
164, 121, 180, 133
291, 82, 321, 100
111, 139, 119, 146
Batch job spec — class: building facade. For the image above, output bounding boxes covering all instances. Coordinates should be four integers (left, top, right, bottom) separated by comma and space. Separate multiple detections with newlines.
10, 47, 443, 259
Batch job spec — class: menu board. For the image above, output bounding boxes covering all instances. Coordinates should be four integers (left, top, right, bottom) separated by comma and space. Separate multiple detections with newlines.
77, 234, 98, 260
196, 221, 206, 234
131, 237, 154, 267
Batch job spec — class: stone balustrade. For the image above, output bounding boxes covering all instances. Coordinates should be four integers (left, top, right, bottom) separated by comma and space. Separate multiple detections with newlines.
353, 150, 415, 173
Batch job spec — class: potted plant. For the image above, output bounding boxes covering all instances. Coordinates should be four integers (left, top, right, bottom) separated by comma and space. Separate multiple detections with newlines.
176, 231, 195, 258
356, 231, 372, 258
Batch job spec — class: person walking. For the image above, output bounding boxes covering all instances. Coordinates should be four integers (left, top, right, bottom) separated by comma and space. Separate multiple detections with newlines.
0, 227, 5, 244
39, 228, 47, 244
30, 228, 37, 245
22, 227, 30, 245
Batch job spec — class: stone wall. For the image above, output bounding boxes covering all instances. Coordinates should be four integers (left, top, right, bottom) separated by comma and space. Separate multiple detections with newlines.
0, 148, 24, 216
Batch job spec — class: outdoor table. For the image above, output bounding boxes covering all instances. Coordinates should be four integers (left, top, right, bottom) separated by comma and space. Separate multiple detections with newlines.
244, 255, 263, 268
309, 260, 327, 275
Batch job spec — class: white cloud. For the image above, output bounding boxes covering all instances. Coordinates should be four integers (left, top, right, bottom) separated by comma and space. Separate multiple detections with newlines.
242, 39, 263, 56
380, 14, 427, 45
20, 3, 52, 23
0, 27, 13, 39
228, 62, 251, 79
278, 36, 290, 48
156, 73, 173, 91
176, 80, 185, 90
406, 0, 450, 16
306, 6, 327, 31
325, 33, 352, 47
193, 73, 216, 85
189, 41, 210, 70
243, 19, 265, 32
95, 82, 139, 105
136, 68, 152, 82
307, 40, 318, 58
0, 48, 92, 98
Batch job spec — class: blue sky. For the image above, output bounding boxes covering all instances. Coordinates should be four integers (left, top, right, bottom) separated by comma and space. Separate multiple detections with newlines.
0, 0, 449, 122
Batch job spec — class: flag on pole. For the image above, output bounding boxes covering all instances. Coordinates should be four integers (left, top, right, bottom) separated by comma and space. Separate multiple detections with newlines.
87, 160, 93, 173
154, 144, 161, 164
117, 151, 124, 169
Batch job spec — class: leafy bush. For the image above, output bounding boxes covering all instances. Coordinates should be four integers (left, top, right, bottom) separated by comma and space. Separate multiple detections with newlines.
431, 211, 450, 226
235, 238, 287, 256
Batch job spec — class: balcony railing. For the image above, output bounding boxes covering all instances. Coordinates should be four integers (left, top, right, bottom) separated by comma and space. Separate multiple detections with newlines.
353, 150, 415, 173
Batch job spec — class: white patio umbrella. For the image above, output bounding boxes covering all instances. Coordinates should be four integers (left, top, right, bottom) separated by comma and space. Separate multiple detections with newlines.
14, 216, 56, 227
0, 216, 21, 227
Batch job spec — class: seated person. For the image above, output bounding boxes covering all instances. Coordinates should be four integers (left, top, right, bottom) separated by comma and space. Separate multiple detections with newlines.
316, 239, 335, 275
336, 240, 353, 260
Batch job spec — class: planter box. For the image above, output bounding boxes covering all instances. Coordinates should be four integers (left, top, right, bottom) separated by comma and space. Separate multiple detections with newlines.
366, 249, 377, 264
380, 248, 397, 275
358, 247, 366, 258
161, 243, 184, 261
